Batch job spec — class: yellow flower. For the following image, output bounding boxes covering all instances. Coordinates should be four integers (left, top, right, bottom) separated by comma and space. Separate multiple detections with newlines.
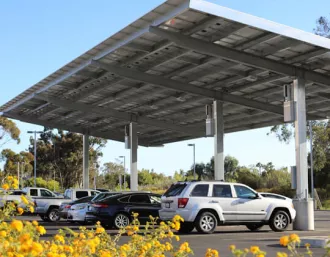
305, 243, 311, 248
0, 230, 7, 237
19, 233, 31, 243
175, 235, 180, 241
2, 184, 9, 190
29, 206, 35, 213
7, 176, 13, 181
10, 220, 23, 232
289, 233, 300, 243
95, 227, 105, 234
244, 248, 249, 253
31, 242, 43, 254
32, 220, 38, 226
37, 225, 47, 235
54, 234, 65, 244
17, 207, 24, 215
250, 246, 260, 254
277, 252, 288, 257
257, 254, 265, 257
100, 251, 112, 257
21, 195, 29, 205
280, 236, 289, 246
229, 244, 236, 251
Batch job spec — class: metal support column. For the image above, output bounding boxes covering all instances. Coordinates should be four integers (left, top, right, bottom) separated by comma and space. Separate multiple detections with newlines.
292, 77, 314, 231
130, 122, 138, 191
213, 100, 224, 181
83, 134, 89, 189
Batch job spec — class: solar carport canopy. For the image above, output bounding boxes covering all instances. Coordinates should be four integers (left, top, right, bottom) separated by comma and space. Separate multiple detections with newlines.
2, 0, 330, 146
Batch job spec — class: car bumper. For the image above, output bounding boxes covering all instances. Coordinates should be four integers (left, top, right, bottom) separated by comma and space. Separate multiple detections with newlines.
59, 210, 68, 219
289, 207, 296, 222
159, 209, 198, 222
85, 212, 113, 225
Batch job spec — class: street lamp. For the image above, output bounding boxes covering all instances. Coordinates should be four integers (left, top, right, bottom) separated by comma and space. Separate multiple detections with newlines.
27, 130, 43, 187
187, 144, 196, 179
119, 156, 126, 190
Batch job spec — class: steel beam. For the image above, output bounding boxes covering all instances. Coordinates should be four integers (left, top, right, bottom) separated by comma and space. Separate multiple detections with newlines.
92, 60, 283, 115
149, 27, 330, 87
214, 101, 224, 181
34, 95, 203, 136
83, 134, 89, 189
130, 122, 138, 191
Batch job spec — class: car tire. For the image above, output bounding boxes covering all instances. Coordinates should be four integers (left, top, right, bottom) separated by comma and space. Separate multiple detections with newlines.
178, 222, 195, 234
39, 215, 50, 222
47, 208, 60, 222
246, 224, 263, 231
195, 211, 217, 234
113, 213, 130, 229
269, 210, 290, 232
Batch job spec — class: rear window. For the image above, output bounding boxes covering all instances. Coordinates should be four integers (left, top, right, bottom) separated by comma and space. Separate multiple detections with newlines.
163, 184, 187, 197
30, 189, 38, 196
76, 191, 89, 199
190, 185, 209, 197
64, 190, 71, 199
129, 194, 151, 204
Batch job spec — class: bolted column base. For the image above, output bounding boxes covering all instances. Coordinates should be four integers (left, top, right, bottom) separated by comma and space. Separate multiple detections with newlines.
293, 199, 314, 231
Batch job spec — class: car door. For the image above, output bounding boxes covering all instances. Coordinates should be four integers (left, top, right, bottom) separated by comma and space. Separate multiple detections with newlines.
211, 184, 237, 221
233, 185, 268, 221
127, 194, 155, 223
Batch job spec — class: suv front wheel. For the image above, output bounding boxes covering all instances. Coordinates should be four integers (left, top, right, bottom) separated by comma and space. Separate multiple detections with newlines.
195, 211, 217, 234
269, 210, 290, 232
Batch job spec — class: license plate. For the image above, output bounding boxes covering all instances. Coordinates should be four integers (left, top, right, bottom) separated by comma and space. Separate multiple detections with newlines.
165, 203, 170, 208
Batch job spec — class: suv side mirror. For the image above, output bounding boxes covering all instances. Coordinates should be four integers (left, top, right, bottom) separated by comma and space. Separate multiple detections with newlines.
255, 193, 261, 199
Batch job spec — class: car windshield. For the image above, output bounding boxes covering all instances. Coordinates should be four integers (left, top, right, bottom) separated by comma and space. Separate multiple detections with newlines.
163, 184, 187, 197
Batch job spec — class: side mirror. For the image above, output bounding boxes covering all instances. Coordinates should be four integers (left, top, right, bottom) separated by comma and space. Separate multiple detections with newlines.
255, 193, 261, 199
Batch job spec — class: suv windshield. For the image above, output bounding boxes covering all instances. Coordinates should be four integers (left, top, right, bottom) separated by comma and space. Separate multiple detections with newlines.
163, 184, 187, 197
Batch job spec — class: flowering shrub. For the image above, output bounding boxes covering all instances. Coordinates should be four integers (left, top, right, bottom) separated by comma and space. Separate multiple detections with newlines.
0, 176, 325, 257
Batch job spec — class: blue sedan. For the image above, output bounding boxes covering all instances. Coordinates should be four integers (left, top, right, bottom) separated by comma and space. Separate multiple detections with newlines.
86, 192, 161, 229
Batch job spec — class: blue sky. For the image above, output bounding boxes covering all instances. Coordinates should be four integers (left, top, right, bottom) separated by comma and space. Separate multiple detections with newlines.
0, 0, 327, 176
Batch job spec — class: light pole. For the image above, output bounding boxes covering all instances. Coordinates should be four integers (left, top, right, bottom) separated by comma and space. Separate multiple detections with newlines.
188, 144, 196, 179
119, 156, 126, 190
27, 130, 43, 187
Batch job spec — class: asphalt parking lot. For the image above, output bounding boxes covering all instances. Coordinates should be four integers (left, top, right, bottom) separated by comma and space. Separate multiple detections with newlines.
18, 211, 330, 257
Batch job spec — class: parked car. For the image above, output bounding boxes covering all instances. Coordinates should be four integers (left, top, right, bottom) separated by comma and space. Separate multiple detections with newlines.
0, 190, 33, 211
66, 191, 150, 224
23, 187, 59, 198
259, 192, 292, 203
35, 188, 100, 222
63, 189, 100, 201
85, 192, 161, 229
159, 181, 296, 234
59, 196, 94, 219
96, 188, 110, 193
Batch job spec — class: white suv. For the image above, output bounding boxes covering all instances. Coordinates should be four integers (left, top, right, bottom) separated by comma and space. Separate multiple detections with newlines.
159, 181, 296, 234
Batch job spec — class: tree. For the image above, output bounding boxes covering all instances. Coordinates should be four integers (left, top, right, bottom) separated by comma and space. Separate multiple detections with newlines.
28, 130, 106, 189
0, 149, 33, 180
314, 16, 330, 37
0, 117, 20, 147
224, 156, 239, 180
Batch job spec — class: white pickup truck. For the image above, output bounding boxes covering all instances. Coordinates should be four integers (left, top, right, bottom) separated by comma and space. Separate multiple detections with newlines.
0, 190, 33, 210
22, 187, 60, 198
34, 188, 100, 222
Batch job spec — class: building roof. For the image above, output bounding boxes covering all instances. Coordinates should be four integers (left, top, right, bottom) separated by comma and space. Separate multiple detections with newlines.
1, 0, 330, 146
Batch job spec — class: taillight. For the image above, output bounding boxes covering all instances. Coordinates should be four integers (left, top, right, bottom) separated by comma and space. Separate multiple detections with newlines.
178, 198, 189, 208
65, 205, 72, 209
92, 203, 109, 208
